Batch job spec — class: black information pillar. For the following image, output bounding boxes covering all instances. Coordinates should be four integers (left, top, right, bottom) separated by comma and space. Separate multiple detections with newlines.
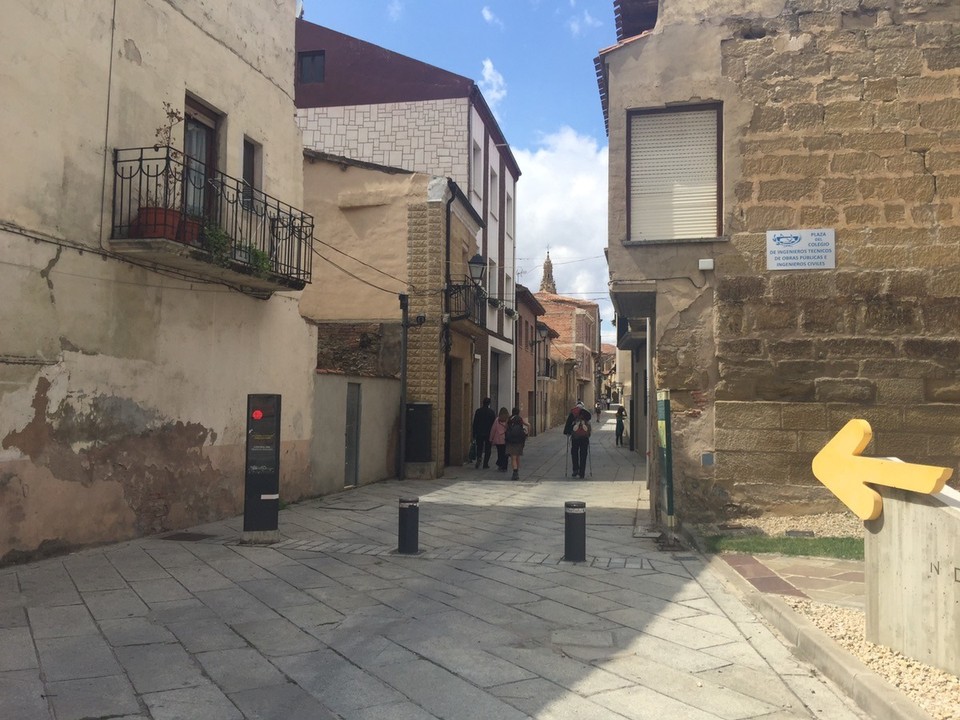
243, 394, 281, 534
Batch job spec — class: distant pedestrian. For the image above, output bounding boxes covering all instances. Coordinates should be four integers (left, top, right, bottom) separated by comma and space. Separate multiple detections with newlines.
489, 407, 510, 472
471, 398, 496, 469
563, 401, 592, 478
615, 405, 627, 446
504, 407, 529, 480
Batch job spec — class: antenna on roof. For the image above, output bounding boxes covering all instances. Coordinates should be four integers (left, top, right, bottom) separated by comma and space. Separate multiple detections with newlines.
296, 0, 304, 19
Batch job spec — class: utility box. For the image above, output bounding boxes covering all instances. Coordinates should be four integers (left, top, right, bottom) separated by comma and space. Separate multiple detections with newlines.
405, 402, 432, 462
243, 394, 281, 543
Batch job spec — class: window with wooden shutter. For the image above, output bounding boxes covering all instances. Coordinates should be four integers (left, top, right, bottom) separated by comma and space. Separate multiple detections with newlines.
628, 105, 721, 242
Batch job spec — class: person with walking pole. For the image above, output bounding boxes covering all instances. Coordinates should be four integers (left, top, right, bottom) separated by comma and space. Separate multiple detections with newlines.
563, 401, 592, 478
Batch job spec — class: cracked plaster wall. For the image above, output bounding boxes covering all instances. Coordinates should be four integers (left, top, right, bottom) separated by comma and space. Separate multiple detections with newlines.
0, 0, 317, 563
0, 242, 318, 564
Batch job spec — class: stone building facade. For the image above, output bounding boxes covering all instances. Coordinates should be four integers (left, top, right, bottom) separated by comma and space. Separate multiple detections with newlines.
601, 0, 960, 522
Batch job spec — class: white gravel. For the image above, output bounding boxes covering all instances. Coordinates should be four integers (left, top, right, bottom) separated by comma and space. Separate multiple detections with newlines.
784, 598, 960, 720
705, 513, 960, 720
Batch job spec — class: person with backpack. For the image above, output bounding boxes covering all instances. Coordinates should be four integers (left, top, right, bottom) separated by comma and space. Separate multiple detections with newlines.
504, 407, 529, 481
489, 407, 510, 472
563, 401, 592, 478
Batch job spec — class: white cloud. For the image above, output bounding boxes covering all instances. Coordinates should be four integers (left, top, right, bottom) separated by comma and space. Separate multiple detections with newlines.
513, 128, 614, 342
479, 59, 507, 117
387, 0, 403, 21
567, 9, 602, 36
481, 6, 504, 28
582, 10, 602, 28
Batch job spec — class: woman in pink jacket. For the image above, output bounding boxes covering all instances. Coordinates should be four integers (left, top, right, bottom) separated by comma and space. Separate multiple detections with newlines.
489, 407, 509, 472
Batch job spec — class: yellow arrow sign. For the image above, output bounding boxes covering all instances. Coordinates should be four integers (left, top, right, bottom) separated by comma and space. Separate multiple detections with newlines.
811, 419, 953, 521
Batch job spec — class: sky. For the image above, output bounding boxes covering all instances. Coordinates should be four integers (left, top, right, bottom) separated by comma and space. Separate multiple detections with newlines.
302, 1, 616, 343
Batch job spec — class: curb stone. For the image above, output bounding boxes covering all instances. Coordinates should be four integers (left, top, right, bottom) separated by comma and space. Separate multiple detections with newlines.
706, 555, 934, 720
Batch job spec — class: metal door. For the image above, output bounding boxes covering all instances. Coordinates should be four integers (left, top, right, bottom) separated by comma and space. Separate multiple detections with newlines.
344, 383, 361, 487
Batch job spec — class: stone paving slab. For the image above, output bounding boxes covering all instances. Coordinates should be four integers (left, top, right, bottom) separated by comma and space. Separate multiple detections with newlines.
0, 421, 876, 719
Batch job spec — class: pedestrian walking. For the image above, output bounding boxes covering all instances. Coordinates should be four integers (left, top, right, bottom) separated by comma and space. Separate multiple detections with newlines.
489, 407, 510, 472
563, 401, 592, 478
471, 397, 496, 469
504, 407, 529, 480
615, 405, 627, 446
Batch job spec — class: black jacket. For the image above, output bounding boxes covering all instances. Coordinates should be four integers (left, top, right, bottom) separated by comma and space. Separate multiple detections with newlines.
472, 405, 496, 439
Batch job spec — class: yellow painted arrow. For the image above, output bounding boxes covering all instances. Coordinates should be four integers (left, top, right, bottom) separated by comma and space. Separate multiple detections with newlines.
811, 419, 953, 521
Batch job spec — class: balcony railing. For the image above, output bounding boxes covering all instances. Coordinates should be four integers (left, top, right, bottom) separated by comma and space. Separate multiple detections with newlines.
111, 146, 312, 290
447, 282, 486, 327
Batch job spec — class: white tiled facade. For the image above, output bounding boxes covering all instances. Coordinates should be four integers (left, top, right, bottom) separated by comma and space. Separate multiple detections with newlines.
297, 99, 470, 185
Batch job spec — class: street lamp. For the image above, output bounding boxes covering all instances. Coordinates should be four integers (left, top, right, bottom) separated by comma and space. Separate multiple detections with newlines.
468, 254, 486, 286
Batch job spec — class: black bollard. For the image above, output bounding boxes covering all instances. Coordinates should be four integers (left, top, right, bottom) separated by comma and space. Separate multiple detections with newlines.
564, 501, 586, 562
398, 497, 420, 554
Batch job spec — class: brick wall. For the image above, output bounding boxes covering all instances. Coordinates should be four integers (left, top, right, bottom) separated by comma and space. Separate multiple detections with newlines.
710, 0, 960, 517
298, 99, 470, 186
316, 323, 401, 378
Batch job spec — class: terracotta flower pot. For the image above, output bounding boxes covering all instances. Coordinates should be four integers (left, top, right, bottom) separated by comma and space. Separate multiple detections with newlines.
132, 206, 181, 240
177, 218, 202, 246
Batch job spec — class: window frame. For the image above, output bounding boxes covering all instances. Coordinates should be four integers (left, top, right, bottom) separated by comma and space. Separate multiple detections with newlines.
183, 96, 221, 218
626, 103, 723, 242
471, 140, 483, 200
242, 137, 262, 209
298, 50, 325, 84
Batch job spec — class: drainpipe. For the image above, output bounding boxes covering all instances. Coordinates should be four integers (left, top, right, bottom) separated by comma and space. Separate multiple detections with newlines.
398, 293, 408, 480
444, 180, 456, 295
531, 332, 537, 436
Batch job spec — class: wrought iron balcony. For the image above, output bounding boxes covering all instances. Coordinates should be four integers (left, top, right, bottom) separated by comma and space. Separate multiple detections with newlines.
111, 147, 313, 295
446, 281, 486, 328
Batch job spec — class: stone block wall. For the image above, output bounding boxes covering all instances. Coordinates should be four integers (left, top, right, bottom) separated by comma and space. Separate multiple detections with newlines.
405, 199, 447, 477
297, 99, 470, 186
708, 0, 960, 517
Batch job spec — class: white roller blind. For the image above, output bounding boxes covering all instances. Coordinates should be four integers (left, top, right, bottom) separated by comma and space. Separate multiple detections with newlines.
630, 109, 719, 241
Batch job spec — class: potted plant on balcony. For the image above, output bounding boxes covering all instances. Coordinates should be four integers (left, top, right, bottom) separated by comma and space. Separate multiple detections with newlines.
200, 222, 231, 266
248, 247, 273, 278
132, 103, 197, 243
